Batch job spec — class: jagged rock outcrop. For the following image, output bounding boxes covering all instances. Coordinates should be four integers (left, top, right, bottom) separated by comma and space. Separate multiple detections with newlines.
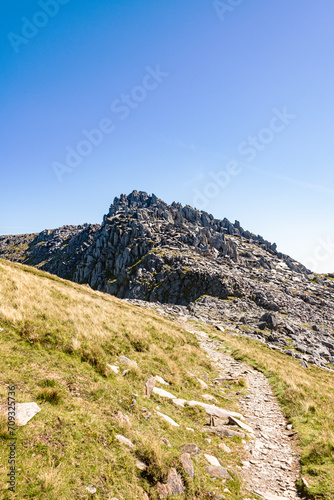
1, 190, 333, 368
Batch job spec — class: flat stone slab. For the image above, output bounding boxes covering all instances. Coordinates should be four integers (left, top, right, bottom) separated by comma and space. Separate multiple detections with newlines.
204, 454, 221, 466
155, 375, 169, 385
153, 387, 176, 399
187, 400, 244, 420
115, 434, 134, 448
107, 364, 119, 374
197, 378, 208, 388
204, 465, 231, 480
228, 415, 254, 435
172, 398, 187, 407
156, 411, 179, 427
0, 402, 41, 427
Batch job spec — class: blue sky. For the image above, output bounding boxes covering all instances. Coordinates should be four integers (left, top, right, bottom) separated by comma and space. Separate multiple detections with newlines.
1, 0, 334, 272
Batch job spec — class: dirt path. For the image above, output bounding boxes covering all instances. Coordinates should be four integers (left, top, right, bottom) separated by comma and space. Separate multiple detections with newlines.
184, 325, 301, 500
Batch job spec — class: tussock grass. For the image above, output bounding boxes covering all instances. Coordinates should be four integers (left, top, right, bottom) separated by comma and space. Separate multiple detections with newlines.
207, 328, 334, 499
37, 388, 61, 405
0, 260, 247, 499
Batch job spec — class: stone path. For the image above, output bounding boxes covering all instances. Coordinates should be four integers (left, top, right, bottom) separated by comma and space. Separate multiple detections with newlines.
184, 325, 301, 500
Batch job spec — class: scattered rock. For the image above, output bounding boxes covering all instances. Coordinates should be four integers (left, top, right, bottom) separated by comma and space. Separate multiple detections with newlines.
255, 493, 291, 500
204, 454, 221, 466
161, 437, 172, 447
155, 375, 169, 385
181, 443, 199, 456
187, 400, 244, 420
115, 411, 130, 426
301, 476, 310, 489
197, 378, 208, 389
152, 387, 176, 399
180, 453, 194, 480
156, 468, 185, 498
115, 434, 134, 448
136, 460, 147, 471
107, 364, 119, 374
204, 465, 231, 480
260, 312, 278, 330
86, 485, 97, 494
156, 411, 179, 427
145, 376, 156, 398
204, 426, 245, 438
228, 416, 254, 435
0, 402, 41, 427
206, 415, 228, 427
119, 355, 136, 366
219, 443, 231, 453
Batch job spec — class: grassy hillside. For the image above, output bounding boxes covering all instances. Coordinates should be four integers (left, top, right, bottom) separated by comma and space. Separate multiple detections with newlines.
0, 260, 250, 499
1, 259, 334, 499
205, 327, 334, 499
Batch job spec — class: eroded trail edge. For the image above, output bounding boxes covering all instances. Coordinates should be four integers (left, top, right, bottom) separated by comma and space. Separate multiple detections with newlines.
185, 324, 301, 500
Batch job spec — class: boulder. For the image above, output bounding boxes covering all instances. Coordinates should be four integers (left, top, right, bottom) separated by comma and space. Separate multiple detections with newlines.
203, 465, 231, 480
180, 453, 194, 480
156, 468, 185, 498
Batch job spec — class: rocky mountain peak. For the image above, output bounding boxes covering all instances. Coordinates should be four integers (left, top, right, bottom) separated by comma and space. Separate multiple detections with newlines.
1, 190, 334, 369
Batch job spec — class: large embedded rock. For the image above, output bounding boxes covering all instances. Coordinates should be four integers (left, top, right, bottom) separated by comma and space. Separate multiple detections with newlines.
156, 468, 185, 498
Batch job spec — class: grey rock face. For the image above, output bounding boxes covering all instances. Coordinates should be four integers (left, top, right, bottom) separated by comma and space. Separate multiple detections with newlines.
1, 190, 333, 368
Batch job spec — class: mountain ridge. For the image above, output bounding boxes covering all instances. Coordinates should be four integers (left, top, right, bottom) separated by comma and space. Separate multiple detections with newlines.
1, 190, 334, 369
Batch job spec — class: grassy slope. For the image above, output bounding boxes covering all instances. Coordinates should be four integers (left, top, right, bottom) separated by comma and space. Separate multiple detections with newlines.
204, 327, 334, 500
0, 260, 251, 500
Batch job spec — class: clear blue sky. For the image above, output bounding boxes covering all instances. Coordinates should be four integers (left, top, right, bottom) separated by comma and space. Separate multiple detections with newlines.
1, 0, 334, 272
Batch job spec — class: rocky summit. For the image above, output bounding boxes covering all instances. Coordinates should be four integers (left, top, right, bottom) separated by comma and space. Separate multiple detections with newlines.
1, 190, 334, 369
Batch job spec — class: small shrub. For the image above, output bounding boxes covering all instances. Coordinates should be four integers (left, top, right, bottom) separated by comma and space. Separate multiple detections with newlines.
37, 388, 61, 404
136, 437, 168, 484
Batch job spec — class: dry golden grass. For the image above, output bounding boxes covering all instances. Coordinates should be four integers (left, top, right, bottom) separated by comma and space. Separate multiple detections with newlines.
0, 260, 248, 499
